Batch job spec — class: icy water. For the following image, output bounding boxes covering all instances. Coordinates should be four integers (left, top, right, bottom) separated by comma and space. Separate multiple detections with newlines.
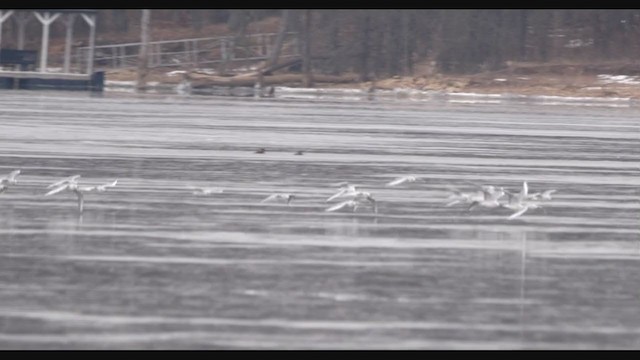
0, 90, 638, 349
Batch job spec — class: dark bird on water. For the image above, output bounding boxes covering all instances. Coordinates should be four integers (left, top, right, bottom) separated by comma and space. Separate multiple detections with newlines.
255, 148, 266, 154
294, 150, 304, 155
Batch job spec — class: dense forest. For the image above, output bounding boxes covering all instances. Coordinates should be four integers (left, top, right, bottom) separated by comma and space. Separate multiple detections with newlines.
4, 10, 640, 79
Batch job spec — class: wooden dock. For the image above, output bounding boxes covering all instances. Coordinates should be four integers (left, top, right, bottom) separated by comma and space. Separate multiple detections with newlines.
0, 70, 103, 91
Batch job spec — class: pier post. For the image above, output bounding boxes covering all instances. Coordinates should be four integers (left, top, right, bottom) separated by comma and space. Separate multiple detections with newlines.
34, 11, 60, 73
0, 10, 14, 56
80, 14, 96, 75
192, 39, 198, 67
136, 9, 151, 91
63, 14, 76, 73
14, 12, 29, 50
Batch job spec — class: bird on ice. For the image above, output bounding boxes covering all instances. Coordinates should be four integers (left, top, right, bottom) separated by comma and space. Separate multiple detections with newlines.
261, 193, 295, 205
0, 169, 21, 194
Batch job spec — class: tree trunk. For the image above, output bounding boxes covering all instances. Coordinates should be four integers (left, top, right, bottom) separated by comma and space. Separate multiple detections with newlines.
136, 9, 151, 91
112, 10, 129, 33
264, 9, 291, 70
190, 10, 203, 31
402, 11, 413, 76
219, 10, 249, 75
518, 10, 529, 60
302, 10, 313, 87
328, 11, 341, 75
359, 12, 371, 82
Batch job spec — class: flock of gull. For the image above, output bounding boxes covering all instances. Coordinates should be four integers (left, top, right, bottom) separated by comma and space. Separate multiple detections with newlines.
315, 176, 556, 220
1, 169, 556, 220
1, 170, 118, 213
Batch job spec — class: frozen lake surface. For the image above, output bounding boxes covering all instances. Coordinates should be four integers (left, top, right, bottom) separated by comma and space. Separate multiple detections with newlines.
0, 90, 638, 349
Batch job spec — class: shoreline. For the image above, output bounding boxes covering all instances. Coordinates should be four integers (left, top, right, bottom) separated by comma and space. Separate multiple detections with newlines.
104, 78, 639, 108
103, 61, 640, 106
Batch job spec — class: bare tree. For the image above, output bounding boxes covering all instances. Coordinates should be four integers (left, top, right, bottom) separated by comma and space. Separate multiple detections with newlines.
358, 11, 371, 82
302, 10, 313, 87
136, 9, 151, 91
112, 10, 129, 33
190, 10, 204, 31
264, 9, 291, 70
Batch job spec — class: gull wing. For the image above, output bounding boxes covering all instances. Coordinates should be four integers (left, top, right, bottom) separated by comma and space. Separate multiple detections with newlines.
508, 206, 530, 220
542, 189, 557, 199
45, 183, 70, 196
201, 187, 223, 194
325, 200, 354, 212
467, 201, 480, 211
445, 199, 461, 207
47, 175, 80, 189
5, 170, 21, 182
386, 176, 409, 187
0, 185, 7, 194
326, 188, 348, 202
521, 181, 528, 197
261, 194, 279, 203
96, 179, 118, 191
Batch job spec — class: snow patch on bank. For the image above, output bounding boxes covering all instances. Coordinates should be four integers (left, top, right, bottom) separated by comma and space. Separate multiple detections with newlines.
597, 74, 640, 85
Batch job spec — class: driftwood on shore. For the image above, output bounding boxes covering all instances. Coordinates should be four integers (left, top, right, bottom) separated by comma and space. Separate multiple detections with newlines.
187, 72, 358, 88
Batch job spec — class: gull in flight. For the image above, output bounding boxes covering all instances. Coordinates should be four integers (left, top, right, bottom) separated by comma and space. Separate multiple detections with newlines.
386, 175, 423, 187
325, 192, 377, 213
79, 179, 118, 192
261, 193, 295, 205
504, 181, 529, 203
444, 186, 485, 207
467, 186, 506, 211
500, 186, 543, 220
503, 200, 542, 220
188, 186, 224, 196
506, 181, 557, 201
530, 189, 557, 201
45, 176, 117, 213
0, 169, 21, 194
326, 183, 358, 202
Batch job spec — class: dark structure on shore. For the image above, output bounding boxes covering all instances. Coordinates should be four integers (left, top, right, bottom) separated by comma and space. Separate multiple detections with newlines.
0, 9, 103, 91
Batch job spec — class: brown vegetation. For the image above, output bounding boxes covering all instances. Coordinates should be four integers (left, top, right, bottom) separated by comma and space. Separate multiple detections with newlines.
29, 10, 640, 99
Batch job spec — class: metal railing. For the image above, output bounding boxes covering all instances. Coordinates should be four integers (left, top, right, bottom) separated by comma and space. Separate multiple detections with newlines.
74, 32, 300, 70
